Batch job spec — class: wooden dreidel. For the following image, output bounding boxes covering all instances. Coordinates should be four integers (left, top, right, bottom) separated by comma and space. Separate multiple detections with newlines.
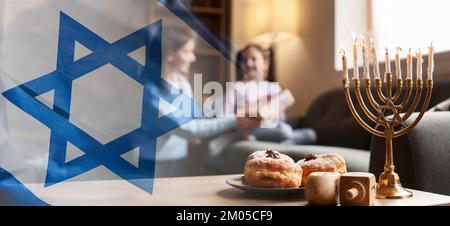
305, 172, 341, 206
339, 172, 376, 206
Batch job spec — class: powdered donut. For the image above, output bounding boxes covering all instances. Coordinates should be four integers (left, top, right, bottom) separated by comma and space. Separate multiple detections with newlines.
244, 149, 303, 188
298, 153, 347, 187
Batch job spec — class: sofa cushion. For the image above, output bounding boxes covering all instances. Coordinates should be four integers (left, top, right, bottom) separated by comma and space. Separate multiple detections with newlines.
209, 140, 370, 175
302, 89, 373, 150
429, 97, 450, 111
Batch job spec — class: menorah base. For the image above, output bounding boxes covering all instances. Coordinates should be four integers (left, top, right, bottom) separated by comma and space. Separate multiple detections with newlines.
376, 171, 413, 199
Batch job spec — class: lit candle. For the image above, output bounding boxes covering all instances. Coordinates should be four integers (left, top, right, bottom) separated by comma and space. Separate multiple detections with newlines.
406, 49, 412, 79
360, 35, 370, 79
370, 38, 381, 79
384, 48, 391, 82
416, 49, 423, 81
428, 42, 434, 80
385, 48, 391, 73
340, 44, 349, 80
352, 33, 359, 80
395, 47, 402, 79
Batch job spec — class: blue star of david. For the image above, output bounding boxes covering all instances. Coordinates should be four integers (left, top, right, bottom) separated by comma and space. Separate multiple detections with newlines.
2, 12, 196, 194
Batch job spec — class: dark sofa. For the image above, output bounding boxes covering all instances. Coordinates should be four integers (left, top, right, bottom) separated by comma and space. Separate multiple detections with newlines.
205, 79, 450, 188
370, 112, 450, 196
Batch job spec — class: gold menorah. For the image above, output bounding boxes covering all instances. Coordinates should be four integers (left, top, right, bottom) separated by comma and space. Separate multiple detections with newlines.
340, 40, 434, 199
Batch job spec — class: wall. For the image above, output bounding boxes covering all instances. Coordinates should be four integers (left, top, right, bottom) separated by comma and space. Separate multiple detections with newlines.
280, 0, 339, 117
231, 0, 273, 51
232, 0, 340, 117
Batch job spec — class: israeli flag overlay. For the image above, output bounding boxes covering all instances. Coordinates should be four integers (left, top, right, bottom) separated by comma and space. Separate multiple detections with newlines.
0, 0, 213, 205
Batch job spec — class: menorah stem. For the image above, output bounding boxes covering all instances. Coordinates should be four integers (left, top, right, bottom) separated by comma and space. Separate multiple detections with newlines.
384, 130, 394, 173
376, 128, 413, 199
386, 73, 393, 98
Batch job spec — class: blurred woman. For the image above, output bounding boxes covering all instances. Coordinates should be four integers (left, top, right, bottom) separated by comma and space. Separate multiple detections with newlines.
154, 27, 260, 177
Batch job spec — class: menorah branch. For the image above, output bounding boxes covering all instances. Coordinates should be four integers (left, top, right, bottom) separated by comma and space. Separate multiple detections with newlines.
394, 80, 433, 138
392, 79, 404, 103
398, 79, 414, 107
354, 80, 380, 124
400, 80, 424, 122
343, 79, 384, 137
375, 79, 388, 103
364, 79, 382, 114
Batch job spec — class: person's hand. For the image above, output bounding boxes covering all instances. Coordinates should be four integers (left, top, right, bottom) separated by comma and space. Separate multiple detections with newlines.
236, 117, 261, 129
265, 94, 273, 102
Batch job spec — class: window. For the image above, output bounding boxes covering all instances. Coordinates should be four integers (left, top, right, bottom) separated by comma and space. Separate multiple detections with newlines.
336, 0, 450, 70
372, 0, 449, 54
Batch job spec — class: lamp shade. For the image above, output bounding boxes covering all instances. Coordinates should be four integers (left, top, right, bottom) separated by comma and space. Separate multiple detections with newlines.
252, 0, 300, 46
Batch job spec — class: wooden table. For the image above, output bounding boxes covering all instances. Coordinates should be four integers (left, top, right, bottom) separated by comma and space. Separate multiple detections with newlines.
29, 174, 450, 206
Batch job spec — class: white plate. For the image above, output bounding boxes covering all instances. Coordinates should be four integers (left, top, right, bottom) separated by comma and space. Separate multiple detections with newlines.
225, 175, 304, 196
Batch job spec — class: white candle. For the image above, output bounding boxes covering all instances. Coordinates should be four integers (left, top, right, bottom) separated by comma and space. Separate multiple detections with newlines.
384, 48, 391, 82
370, 38, 380, 79
395, 47, 402, 79
385, 48, 391, 74
352, 33, 359, 80
428, 42, 434, 80
360, 35, 370, 79
406, 49, 412, 79
341, 47, 349, 80
416, 49, 423, 81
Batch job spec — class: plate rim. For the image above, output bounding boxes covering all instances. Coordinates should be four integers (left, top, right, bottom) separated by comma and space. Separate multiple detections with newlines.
225, 175, 304, 191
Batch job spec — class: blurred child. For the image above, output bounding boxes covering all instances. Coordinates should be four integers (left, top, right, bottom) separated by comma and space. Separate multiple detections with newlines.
221, 44, 317, 144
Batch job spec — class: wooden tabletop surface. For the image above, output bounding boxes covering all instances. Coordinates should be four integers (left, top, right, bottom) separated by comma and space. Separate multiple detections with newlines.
26, 174, 450, 206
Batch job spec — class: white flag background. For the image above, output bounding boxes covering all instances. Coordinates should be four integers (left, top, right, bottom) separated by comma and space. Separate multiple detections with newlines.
0, 0, 214, 205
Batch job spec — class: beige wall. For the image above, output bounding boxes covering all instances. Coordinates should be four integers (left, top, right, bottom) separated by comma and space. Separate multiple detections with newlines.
232, 0, 341, 118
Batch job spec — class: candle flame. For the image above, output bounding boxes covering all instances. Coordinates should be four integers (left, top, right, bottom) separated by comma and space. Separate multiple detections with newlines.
385, 47, 389, 55
360, 34, 365, 44
340, 42, 345, 56
416, 49, 422, 59
352, 31, 356, 41
409, 48, 411, 54
430, 42, 435, 55
396, 47, 403, 52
